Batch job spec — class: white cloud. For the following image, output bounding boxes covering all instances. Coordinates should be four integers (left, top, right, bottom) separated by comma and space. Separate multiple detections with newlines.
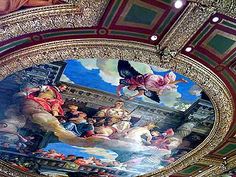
129, 61, 153, 74
79, 59, 98, 70
96, 59, 121, 86
77, 147, 118, 161
60, 74, 74, 83
141, 96, 158, 105
174, 102, 192, 111
97, 60, 153, 85
122, 87, 139, 96
99, 70, 120, 86
77, 59, 154, 87
189, 85, 202, 96
151, 66, 169, 72
96, 59, 119, 76
75, 59, 188, 109
96, 59, 154, 86
159, 88, 181, 107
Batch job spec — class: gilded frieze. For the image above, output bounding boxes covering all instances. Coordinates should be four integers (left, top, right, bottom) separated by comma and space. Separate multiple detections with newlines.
0, 0, 108, 41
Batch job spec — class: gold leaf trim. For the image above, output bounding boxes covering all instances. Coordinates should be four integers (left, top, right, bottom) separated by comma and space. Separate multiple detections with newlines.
0, 0, 109, 41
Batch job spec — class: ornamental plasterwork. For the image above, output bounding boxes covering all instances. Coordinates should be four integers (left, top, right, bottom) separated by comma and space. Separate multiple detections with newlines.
198, 157, 222, 166
198, 155, 236, 177
0, 39, 234, 177
160, 2, 214, 51
226, 155, 236, 173
195, 157, 225, 177
160, 0, 236, 52
197, 0, 236, 18
0, 0, 108, 41
197, 166, 224, 177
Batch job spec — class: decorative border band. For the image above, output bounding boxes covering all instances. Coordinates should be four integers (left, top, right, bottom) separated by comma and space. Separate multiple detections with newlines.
0, 0, 108, 41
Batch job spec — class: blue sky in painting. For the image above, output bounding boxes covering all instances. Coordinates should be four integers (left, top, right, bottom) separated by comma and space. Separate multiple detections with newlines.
152, 70, 197, 103
62, 59, 200, 106
63, 60, 117, 94
44, 143, 95, 158
44, 142, 117, 160
44, 143, 111, 160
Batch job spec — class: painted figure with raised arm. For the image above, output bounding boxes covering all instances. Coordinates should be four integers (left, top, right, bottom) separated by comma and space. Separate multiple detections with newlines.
117, 60, 187, 102
25, 83, 67, 117
124, 122, 156, 145
94, 100, 131, 136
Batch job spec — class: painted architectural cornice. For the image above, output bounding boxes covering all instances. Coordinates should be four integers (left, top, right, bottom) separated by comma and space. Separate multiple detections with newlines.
0, 39, 233, 176
198, 157, 223, 166
63, 83, 183, 115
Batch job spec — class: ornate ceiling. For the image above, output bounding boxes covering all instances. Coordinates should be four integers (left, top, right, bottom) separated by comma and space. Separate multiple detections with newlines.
0, 0, 235, 177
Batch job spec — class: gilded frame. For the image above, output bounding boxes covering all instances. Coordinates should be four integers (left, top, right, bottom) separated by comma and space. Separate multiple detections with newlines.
0, 39, 234, 177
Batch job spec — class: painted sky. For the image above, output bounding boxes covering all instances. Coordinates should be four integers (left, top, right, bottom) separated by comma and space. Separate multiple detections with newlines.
44, 143, 118, 162
61, 59, 202, 111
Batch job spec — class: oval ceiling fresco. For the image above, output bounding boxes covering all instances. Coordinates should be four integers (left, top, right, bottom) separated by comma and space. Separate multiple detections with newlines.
0, 59, 215, 177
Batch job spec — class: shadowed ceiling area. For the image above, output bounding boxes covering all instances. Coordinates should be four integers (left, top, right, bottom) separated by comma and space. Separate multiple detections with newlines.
0, 0, 235, 177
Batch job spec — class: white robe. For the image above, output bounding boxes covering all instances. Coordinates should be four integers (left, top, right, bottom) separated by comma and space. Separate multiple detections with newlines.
124, 127, 152, 144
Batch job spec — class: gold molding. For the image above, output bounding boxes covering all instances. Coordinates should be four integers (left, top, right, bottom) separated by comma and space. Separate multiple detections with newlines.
197, 0, 236, 18
0, 39, 234, 177
198, 157, 223, 166
200, 155, 236, 177
197, 166, 224, 177
160, 2, 215, 51
0, 0, 109, 41
160, 0, 236, 52
227, 155, 236, 172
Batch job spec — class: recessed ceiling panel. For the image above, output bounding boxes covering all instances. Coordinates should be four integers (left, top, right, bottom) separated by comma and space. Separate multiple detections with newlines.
182, 13, 236, 68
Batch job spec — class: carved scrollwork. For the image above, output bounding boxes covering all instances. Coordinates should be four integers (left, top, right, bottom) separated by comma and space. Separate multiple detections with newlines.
0, 0, 109, 41
197, 155, 236, 177
160, 0, 235, 54
196, 0, 236, 18
160, 2, 215, 52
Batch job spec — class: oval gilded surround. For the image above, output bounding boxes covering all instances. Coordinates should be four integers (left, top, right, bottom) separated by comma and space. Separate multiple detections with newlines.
0, 39, 234, 176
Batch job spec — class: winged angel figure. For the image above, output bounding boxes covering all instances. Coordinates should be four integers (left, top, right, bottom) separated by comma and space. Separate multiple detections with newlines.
116, 60, 187, 102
